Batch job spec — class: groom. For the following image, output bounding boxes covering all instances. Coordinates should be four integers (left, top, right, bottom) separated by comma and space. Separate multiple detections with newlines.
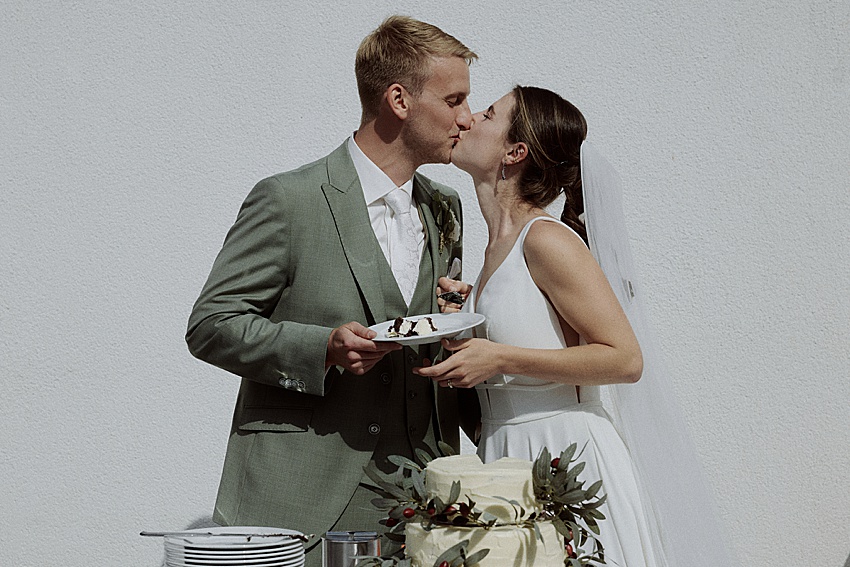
186, 16, 478, 564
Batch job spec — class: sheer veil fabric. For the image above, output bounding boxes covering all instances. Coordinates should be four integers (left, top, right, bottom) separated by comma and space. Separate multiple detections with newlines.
581, 141, 737, 566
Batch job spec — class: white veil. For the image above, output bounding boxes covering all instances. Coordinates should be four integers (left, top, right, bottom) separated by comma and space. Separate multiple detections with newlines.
581, 141, 737, 566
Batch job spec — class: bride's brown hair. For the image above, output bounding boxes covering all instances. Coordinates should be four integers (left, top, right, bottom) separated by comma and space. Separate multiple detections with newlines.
507, 86, 588, 242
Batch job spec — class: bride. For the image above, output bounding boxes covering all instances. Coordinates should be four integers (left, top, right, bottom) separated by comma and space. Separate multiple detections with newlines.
414, 85, 666, 565
415, 84, 737, 566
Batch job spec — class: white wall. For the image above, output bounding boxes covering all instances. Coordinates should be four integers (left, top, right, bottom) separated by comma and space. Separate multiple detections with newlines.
2, 2, 848, 566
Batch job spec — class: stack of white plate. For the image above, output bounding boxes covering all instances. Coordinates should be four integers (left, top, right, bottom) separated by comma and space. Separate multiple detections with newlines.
164, 527, 305, 567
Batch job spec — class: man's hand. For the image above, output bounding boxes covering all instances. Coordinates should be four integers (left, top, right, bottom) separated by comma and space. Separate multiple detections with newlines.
326, 322, 401, 375
436, 277, 472, 313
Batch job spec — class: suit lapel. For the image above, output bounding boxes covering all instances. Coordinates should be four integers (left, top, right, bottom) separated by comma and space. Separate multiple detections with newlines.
412, 175, 462, 446
322, 144, 399, 325
413, 175, 444, 315
321, 147, 450, 324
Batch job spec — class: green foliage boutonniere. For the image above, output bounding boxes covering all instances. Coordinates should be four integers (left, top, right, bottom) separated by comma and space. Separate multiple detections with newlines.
430, 192, 460, 253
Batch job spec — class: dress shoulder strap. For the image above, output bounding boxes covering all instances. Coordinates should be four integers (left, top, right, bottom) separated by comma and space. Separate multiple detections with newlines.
518, 216, 587, 249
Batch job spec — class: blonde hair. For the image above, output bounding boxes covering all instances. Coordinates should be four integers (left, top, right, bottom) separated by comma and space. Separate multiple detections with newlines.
355, 16, 477, 120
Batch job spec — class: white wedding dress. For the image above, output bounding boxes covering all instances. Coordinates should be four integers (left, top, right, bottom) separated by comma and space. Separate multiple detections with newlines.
465, 216, 668, 567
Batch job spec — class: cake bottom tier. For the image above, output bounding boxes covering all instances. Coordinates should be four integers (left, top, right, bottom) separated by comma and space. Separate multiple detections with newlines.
405, 521, 566, 567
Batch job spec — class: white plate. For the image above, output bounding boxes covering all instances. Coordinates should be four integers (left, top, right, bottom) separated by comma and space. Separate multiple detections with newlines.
164, 526, 304, 550
369, 312, 485, 345
166, 559, 303, 567
165, 541, 302, 556
165, 555, 303, 567
166, 546, 302, 561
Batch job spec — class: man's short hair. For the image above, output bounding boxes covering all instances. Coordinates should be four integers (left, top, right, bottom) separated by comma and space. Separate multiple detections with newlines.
355, 16, 477, 121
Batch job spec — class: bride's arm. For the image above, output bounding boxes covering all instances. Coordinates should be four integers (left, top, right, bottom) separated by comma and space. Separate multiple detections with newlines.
517, 220, 642, 384
415, 221, 642, 387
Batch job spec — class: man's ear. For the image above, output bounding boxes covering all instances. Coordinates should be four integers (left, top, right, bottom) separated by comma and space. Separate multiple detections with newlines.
506, 142, 529, 165
385, 83, 411, 120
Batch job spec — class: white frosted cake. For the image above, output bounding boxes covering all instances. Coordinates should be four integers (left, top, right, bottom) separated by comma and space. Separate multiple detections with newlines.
404, 455, 565, 567
423, 455, 536, 523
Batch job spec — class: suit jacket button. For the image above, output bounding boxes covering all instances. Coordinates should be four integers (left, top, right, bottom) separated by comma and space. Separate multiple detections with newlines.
408, 390, 417, 399
368, 423, 381, 435
380, 373, 391, 384
407, 354, 417, 365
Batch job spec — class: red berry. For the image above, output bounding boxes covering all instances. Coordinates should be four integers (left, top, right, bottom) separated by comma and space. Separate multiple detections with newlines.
566, 543, 576, 558
440, 562, 449, 567
445, 505, 457, 515
427, 507, 436, 516
551, 457, 560, 468
459, 503, 470, 517
403, 507, 415, 518
385, 518, 398, 527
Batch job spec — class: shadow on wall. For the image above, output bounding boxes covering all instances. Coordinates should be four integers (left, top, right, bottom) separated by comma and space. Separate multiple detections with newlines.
159, 516, 218, 567
844, 551, 850, 567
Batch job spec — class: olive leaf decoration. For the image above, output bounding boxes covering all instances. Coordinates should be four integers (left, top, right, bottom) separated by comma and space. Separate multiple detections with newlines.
437, 441, 456, 457
430, 539, 490, 567
360, 443, 498, 566
533, 445, 607, 565
359, 443, 607, 566
354, 557, 412, 567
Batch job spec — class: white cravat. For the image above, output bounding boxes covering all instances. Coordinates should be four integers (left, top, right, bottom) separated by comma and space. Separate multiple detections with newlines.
347, 136, 425, 305
383, 187, 421, 305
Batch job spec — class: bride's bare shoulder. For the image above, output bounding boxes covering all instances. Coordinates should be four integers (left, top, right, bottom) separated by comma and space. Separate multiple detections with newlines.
523, 218, 589, 262
524, 218, 606, 297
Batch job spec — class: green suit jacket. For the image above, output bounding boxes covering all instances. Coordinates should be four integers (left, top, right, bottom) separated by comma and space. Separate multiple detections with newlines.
186, 141, 477, 538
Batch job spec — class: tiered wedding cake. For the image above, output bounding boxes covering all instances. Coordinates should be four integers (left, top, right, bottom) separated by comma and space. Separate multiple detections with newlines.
404, 455, 565, 567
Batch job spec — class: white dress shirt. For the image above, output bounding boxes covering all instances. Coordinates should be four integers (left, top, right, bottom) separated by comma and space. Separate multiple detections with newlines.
347, 136, 426, 276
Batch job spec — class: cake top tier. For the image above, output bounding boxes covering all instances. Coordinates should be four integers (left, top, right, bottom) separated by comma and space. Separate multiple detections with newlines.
424, 455, 538, 523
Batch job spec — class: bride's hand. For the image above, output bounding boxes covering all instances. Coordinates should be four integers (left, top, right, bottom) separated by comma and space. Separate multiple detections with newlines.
436, 277, 472, 314
413, 337, 501, 388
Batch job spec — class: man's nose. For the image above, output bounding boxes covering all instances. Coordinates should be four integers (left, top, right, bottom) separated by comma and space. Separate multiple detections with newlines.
457, 101, 473, 130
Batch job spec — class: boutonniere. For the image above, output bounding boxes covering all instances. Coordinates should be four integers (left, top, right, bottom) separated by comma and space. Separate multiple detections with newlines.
430, 192, 460, 253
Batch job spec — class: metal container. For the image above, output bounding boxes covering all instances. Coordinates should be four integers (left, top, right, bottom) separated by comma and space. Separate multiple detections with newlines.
322, 531, 381, 567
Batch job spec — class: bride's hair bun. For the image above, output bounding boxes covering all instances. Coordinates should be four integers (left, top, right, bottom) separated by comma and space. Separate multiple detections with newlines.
508, 86, 588, 243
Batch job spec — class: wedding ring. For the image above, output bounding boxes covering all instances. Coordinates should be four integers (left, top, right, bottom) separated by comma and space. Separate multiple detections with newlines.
446, 379, 453, 388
